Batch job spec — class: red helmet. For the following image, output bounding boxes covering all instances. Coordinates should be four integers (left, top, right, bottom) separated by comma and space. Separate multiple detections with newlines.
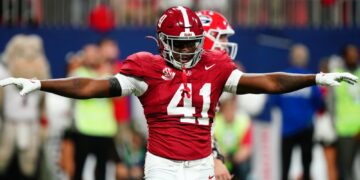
157, 6, 204, 69
196, 10, 238, 59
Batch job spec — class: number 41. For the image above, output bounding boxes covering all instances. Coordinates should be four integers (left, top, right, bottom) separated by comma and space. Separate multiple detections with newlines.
167, 83, 211, 125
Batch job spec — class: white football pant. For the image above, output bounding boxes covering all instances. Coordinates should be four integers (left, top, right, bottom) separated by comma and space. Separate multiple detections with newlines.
144, 152, 215, 180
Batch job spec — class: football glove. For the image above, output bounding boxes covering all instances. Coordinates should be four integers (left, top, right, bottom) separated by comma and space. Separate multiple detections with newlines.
316, 72, 358, 86
0, 77, 41, 96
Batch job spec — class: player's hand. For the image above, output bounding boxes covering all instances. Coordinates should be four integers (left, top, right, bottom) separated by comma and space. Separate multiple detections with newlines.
316, 72, 358, 86
0, 77, 41, 96
214, 159, 232, 180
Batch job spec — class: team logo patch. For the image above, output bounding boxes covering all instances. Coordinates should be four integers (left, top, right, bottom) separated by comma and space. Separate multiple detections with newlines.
161, 67, 175, 80
198, 15, 212, 26
186, 70, 192, 76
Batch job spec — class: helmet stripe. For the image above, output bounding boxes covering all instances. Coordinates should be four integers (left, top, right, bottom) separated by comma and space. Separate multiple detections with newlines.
177, 6, 191, 33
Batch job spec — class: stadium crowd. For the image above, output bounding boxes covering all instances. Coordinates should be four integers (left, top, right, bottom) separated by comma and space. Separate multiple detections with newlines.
1, 0, 360, 28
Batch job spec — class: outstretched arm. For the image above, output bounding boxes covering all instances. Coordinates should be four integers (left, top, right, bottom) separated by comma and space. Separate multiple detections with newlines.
0, 77, 122, 99
41, 77, 120, 98
236, 72, 357, 94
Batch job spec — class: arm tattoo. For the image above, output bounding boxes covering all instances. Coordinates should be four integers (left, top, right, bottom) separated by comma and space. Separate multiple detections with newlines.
72, 78, 82, 88
109, 77, 122, 96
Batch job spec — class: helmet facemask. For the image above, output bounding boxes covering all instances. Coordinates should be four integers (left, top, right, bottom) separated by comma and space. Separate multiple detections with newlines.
159, 32, 204, 69
206, 29, 238, 59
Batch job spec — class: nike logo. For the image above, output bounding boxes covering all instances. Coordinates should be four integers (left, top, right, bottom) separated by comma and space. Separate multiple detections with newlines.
205, 64, 215, 70
208, 175, 214, 179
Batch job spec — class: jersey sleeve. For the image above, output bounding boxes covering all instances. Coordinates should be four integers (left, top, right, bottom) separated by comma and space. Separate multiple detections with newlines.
219, 53, 243, 94
223, 69, 243, 93
213, 51, 243, 94
118, 53, 145, 78
114, 73, 148, 96
115, 52, 151, 96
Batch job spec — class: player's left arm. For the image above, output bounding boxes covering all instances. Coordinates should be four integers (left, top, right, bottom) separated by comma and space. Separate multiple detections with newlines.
236, 72, 358, 94
212, 139, 232, 180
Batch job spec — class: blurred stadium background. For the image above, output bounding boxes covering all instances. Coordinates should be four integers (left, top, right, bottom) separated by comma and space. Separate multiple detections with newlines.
0, 0, 360, 77
0, 0, 359, 180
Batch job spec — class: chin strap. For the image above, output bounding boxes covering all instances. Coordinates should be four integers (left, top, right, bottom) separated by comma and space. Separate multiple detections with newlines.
181, 65, 191, 98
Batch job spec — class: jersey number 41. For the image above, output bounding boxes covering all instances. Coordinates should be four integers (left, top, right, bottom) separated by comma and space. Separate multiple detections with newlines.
167, 83, 211, 126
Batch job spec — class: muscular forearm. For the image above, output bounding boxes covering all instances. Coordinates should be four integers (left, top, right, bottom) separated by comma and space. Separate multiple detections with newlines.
237, 73, 316, 94
41, 77, 108, 99
267, 73, 316, 94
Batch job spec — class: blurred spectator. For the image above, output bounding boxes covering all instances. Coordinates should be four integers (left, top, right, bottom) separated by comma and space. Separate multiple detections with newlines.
98, 38, 120, 65
321, 0, 336, 27
98, 38, 130, 124
214, 95, 252, 180
0, 34, 50, 180
116, 123, 146, 179
59, 131, 75, 180
110, 0, 159, 26
127, 0, 150, 26
65, 51, 84, 75
43, 52, 81, 180
42, 92, 72, 180
68, 44, 119, 180
57, 52, 83, 179
198, 0, 230, 19
333, 44, 360, 180
97, 38, 118, 76
286, 0, 308, 27
271, 44, 324, 180
314, 58, 338, 180
1, 0, 41, 26
2, 0, 360, 28
98, 37, 135, 179
159, 0, 194, 11
236, 0, 270, 27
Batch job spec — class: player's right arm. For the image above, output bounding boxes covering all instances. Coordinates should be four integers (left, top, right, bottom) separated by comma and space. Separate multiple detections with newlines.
0, 52, 152, 98
0, 76, 122, 99
0, 51, 152, 98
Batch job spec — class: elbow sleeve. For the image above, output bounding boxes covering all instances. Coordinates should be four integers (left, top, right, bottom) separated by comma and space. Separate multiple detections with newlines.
109, 77, 122, 96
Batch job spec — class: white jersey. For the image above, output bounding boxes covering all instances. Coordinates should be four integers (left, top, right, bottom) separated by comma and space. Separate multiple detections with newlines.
0, 64, 9, 82
0, 64, 42, 122
3, 85, 42, 122
45, 93, 72, 134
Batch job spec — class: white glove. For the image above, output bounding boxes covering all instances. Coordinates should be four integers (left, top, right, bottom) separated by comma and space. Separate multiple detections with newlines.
316, 72, 358, 86
0, 77, 41, 96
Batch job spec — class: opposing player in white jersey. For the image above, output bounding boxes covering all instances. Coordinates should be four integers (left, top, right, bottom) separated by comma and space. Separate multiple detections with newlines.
0, 6, 358, 180
0, 34, 50, 179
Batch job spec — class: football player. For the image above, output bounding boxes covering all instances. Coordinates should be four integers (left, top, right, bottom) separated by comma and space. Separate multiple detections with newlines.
196, 10, 237, 60
196, 10, 237, 180
0, 6, 357, 180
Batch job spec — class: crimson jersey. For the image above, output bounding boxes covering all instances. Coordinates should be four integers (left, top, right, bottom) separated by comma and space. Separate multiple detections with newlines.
118, 50, 238, 160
